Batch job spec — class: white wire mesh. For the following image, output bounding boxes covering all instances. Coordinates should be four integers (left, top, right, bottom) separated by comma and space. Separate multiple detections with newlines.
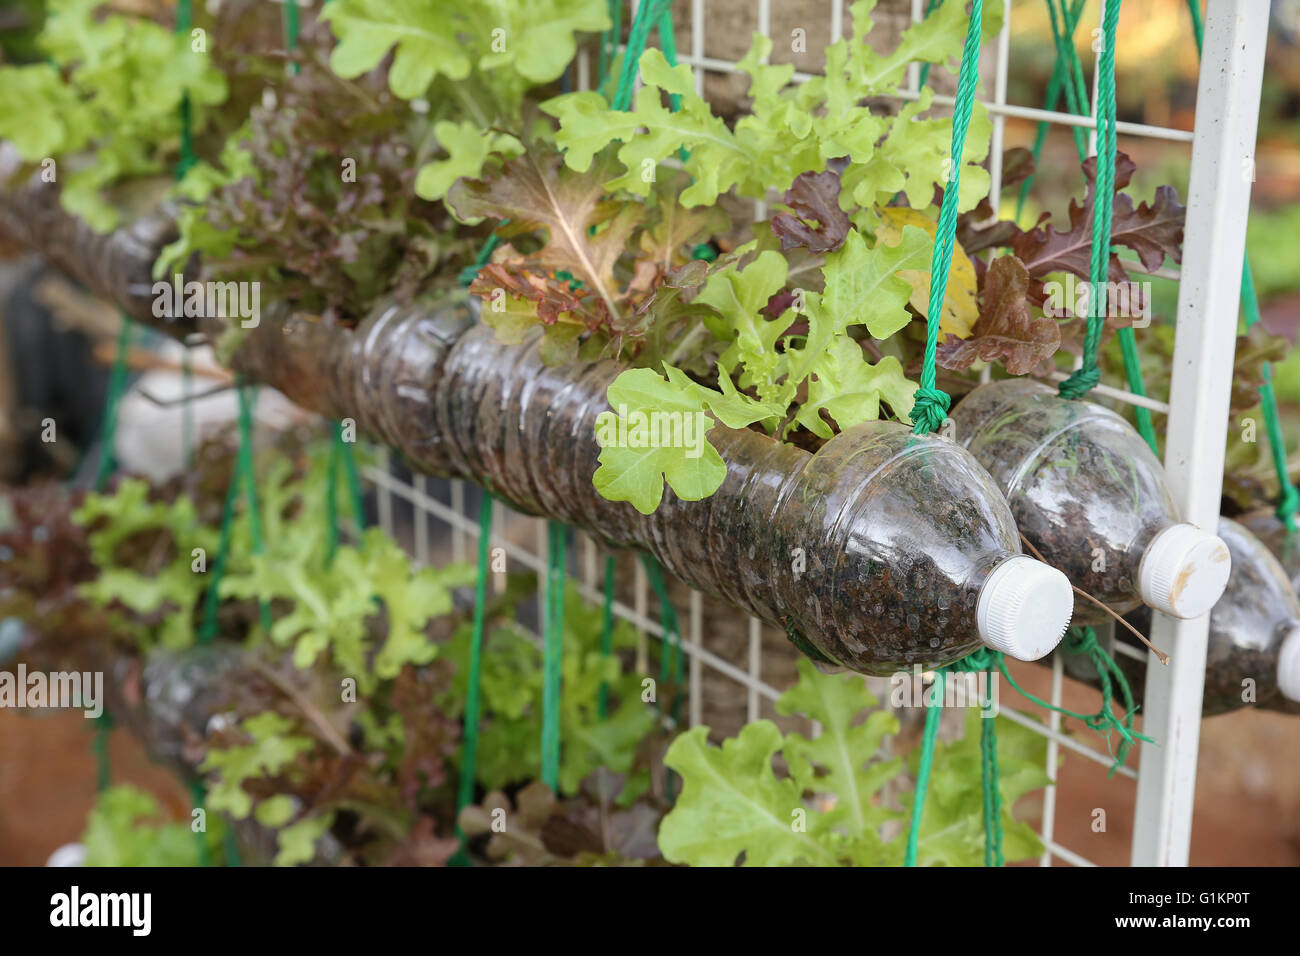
358, 0, 1254, 867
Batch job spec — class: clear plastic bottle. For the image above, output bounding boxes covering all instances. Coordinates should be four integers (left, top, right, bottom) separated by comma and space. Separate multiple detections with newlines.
1070, 518, 1300, 716
950, 378, 1230, 623
339, 297, 1075, 675
1239, 508, 1300, 595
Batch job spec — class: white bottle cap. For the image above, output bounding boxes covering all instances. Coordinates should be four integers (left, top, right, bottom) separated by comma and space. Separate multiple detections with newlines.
977, 555, 1074, 661
1277, 627, 1300, 703
1138, 523, 1231, 619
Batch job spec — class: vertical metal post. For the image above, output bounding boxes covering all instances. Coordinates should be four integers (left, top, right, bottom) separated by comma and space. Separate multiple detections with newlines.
1130, 0, 1268, 867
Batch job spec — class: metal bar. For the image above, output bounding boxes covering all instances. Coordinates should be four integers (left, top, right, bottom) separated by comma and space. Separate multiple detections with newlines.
1131, 0, 1269, 867
748, 617, 762, 722
670, 53, 1196, 141
689, 591, 703, 727
1039, 652, 1065, 866
986, 0, 1012, 219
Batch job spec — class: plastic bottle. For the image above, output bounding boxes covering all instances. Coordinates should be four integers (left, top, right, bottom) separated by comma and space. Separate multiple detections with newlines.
1065, 518, 1300, 716
949, 378, 1230, 623
342, 297, 1074, 675
1238, 509, 1300, 595
0, 187, 1076, 676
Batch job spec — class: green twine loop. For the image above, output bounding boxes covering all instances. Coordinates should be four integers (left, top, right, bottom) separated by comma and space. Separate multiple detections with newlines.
912, 1, 984, 436
541, 521, 568, 791
1019, 627, 1154, 774
454, 492, 494, 863
1057, 0, 1122, 402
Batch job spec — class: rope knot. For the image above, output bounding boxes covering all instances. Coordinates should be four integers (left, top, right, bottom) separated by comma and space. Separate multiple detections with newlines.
1057, 365, 1100, 400
951, 647, 997, 673
910, 386, 951, 435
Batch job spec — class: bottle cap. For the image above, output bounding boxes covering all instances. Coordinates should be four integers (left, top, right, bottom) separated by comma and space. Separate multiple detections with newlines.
1278, 627, 1300, 703
977, 555, 1074, 661
1138, 523, 1231, 619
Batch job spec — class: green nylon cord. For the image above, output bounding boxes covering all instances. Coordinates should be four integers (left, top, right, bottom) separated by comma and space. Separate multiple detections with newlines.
325, 420, 366, 563
911, 0, 984, 436
187, 779, 211, 867
92, 710, 114, 793
541, 521, 568, 791
640, 554, 683, 725
1183, 0, 1295, 529
198, 458, 241, 643
1057, 0, 1122, 401
93, 317, 133, 491
1018, 0, 1088, 217
90, 315, 133, 790
1241, 264, 1300, 530
234, 382, 273, 634
612, 0, 672, 111
455, 492, 494, 853
598, 0, 623, 91
597, 554, 616, 719
903, 675, 944, 867
915, 0, 942, 90
1038, 0, 1156, 450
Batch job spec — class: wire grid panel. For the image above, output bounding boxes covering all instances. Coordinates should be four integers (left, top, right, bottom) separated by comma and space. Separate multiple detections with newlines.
360, 0, 1265, 867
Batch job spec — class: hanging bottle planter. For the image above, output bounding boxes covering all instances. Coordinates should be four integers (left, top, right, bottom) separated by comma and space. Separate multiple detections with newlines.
1094, 518, 1300, 717
950, 378, 1231, 621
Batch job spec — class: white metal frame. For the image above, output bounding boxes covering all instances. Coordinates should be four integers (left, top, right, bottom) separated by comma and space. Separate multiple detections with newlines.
359, 0, 1265, 867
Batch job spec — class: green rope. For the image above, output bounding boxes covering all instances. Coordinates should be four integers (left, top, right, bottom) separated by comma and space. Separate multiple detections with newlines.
198, 457, 240, 643
1018, 0, 1088, 217
234, 381, 273, 634
1036, 1, 1156, 447
175, 0, 198, 179
597, 554, 616, 719
911, 0, 984, 436
915, 0, 943, 90
92, 710, 114, 793
903, 675, 943, 867
197, 379, 271, 641
1017, 628, 1153, 773
89, 317, 133, 790
93, 317, 133, 491
187, 779, 211, 867
541, 521, 568, 790
455, 492, 494, 856
1057, 0, 1122, 400
325, 420, 366, 562
1181, 0, 1295, 529
598, 0, 623, 91
1244, 263, 1300, 531
612, 0, 672, 112
640, 554, 683, 725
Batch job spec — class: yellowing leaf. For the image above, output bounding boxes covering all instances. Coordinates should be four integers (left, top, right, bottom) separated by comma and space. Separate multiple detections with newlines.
877, 207, 978, 339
